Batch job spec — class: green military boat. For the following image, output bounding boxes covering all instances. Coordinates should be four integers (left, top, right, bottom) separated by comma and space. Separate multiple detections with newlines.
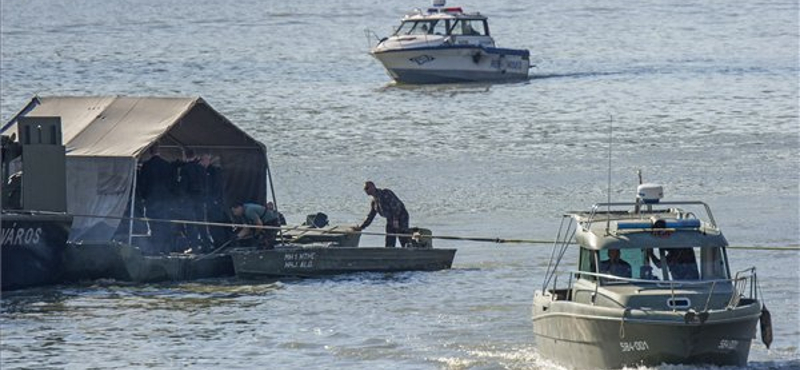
231, 246, 456, 279
231, 228, 455, 278
532, 183, 769, 369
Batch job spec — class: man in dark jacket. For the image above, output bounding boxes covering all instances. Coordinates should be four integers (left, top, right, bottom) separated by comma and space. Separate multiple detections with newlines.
177, 148, 211, 251
138, 143, 177, 254
353, 181, 410, 248
200, 154, 230, 248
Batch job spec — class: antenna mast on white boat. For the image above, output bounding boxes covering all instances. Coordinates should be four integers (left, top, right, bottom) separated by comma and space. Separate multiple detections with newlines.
635, 169, 642, 214
605, 114, 613, 234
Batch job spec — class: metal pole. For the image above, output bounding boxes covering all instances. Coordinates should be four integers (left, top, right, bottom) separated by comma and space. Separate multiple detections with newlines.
128, 158, 138, 246
264, 147, 284, 242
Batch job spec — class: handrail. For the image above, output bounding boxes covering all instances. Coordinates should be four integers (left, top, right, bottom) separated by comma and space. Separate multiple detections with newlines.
564, 270, 750, 288
541, 215, 576, 291
551, 269, 757, 310
583, 200, 718, 231
731, 267, 757, 307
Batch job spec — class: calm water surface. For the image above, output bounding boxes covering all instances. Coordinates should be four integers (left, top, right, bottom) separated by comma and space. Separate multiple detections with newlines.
1, 0, 798, 368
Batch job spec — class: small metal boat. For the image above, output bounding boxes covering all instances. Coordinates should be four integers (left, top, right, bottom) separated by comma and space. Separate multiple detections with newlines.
532, 183, 768, 369
231, 229, 455, 279
369, 0, 530, 84
232, 246, 456, 279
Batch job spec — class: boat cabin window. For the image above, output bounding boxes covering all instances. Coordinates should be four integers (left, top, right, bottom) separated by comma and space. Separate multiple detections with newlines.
699, 246, 729, 280
395, 20, 446, 36
598, 248, 634, 279
648, 247, 729, 281
449, 19, 488, 36
578, 247, 596, 281
589, 247, 731, 283
596, 248, 666, 282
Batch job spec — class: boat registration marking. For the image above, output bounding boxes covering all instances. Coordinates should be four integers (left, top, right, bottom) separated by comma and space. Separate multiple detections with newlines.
620, 341, 649, 352
1, 226, 43, 247
284, 252, 315, 269
718, 339, 739, 350
491, 59, 523, 70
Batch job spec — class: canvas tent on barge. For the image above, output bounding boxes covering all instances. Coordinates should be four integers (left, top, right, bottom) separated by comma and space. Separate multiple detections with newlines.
1, 95, 269, 246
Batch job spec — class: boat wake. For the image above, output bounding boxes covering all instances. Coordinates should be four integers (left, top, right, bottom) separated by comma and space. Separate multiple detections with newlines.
430, 344, 566, 370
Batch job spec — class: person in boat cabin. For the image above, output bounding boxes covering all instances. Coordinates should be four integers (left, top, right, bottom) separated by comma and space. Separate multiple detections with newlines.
230, 202, 282, 249
599, 249, 632, 278
462, 22, 479, 36
663, 248, 700, 280
645, 247, 700, 280
353, 181, 411, 248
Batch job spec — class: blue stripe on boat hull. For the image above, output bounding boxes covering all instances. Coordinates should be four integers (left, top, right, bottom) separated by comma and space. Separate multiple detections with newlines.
373, 45, 530, 58
388, 68, 528, 84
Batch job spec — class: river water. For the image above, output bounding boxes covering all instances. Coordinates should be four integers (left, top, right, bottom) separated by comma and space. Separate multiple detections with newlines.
1, 0, 798, 368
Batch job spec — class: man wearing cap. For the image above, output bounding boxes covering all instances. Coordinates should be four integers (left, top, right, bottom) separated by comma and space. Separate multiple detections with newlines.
353, 181, 410, 248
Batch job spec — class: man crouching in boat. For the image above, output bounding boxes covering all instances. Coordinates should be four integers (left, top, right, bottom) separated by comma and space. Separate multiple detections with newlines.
230, 202, 282, 249
353, 181, 410, 248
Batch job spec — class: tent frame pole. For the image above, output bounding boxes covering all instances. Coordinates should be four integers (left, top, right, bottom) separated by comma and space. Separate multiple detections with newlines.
265, 148, 283, 243
128, 158, 138, 246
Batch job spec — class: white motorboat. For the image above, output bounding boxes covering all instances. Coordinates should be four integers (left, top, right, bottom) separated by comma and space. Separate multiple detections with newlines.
532, 182, 771, 369
369, 0, 530, 84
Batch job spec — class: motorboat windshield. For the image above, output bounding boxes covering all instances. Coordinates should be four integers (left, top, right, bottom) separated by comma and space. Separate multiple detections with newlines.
393, 18, 489, 37
579, 246, 731, 285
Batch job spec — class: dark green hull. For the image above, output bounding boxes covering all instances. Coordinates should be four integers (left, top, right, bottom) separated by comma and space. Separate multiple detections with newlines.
231, 247, 456, 279
1, 212, 73, 290
63, 243, 234, 283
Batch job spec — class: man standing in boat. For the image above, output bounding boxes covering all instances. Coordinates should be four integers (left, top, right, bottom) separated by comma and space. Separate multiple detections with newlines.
354, 181, 410, 248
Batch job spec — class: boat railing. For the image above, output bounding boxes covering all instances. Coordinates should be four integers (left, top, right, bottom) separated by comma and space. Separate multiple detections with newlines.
584, 201, 718, 233
549, 269, 758, 311
364, 29, 385, 48
541, 215, 578, 292
730, 267, 758, 308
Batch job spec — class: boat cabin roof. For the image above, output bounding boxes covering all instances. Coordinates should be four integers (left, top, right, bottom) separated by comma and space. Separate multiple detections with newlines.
403, 7, 487, 21
568, 202, 728, 251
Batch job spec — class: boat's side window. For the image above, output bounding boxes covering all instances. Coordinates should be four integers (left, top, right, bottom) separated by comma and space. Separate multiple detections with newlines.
449, 19, 486, 36
700, 247, 729, 280
430, 20, 447, 35
578, 248, 596, 281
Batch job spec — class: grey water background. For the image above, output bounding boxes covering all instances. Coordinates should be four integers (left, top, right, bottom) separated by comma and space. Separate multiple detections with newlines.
1, 0, 798, 368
